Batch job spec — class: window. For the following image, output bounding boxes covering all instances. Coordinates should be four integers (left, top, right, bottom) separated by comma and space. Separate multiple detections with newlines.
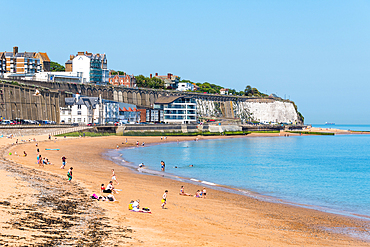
78, 105, 82, 109
77, 111, 82, 115
77, 118, 82, 122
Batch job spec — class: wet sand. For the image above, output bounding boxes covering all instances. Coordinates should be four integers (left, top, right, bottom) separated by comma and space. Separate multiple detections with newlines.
2, 132, 370, 246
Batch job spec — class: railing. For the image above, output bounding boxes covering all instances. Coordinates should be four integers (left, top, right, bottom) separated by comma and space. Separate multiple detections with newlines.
51, 126, 94, 136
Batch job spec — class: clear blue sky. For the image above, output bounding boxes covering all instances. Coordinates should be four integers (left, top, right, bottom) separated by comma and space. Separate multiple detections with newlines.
2, 1, 370, 124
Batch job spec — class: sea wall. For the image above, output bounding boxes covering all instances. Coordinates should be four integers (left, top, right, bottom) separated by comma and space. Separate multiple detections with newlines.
1, 79, 303, 124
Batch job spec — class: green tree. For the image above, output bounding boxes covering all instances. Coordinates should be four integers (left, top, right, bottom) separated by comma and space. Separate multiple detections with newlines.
50, 61, 65, 72
135, 75, 164, 89
111, 70, 125, 75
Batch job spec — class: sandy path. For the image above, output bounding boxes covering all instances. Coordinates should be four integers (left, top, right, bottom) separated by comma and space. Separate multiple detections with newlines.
2, 133, 370, 246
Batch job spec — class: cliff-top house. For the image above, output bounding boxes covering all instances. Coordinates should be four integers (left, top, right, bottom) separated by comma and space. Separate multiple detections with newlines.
108, 71, 136, 88
2, 46, 45, 75
65, 51, 108, 84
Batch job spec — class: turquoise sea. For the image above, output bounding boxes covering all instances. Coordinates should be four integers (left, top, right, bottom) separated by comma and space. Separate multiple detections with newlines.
115, 125, 370, 219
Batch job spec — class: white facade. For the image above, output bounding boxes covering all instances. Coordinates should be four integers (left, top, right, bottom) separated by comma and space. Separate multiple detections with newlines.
177, 82, 194, 91
60, 95, 121, 124
154, 97, 197, 124
72, 56, 91, 83
34, 71, 82, 83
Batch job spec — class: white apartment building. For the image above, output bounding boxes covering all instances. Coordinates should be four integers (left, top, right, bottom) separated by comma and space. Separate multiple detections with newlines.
67, 51, 108, 84
154, 96, 197, 124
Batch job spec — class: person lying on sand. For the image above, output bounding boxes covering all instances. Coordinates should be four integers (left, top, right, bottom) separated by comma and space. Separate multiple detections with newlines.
91, 194, 116, 202
179, 186, 192, 196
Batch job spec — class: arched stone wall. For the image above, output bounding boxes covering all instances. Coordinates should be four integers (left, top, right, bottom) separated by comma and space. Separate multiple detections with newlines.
113, 90, 118, 101
136, 92, 142, 106
123, 91, 128, 103
118, 91, 123, 102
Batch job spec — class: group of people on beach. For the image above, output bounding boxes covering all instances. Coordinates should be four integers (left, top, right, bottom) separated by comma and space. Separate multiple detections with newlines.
179, 186, 207, 198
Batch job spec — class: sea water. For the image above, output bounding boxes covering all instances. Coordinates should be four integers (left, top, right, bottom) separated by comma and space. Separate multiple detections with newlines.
118, 134, 370, 218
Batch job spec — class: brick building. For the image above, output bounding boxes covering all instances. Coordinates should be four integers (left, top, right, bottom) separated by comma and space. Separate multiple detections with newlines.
108, 72, 136, 88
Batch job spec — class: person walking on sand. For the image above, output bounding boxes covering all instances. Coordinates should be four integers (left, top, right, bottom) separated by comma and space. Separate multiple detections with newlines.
61, 156, 67, 169
67, 167, 73, 182
161, 161, 165, 171
112, 169, 119, 185
161, 190, 168, 209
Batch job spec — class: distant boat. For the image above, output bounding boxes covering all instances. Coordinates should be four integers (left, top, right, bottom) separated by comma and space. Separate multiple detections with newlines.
325, 122, 335, 125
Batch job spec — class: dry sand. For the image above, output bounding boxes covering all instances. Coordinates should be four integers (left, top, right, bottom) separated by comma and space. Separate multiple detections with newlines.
1, 131, 370, 246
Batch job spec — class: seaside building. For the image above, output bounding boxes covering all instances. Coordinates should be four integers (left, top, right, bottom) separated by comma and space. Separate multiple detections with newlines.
60, 94, 127, 124
108, 72, 137, 88
177, 81, 194, 91
154, 95, 197, 124
65, 51, 108, 84
220, 88, 229, 95
153, 73, 179, 89
3, 47, 42, 75
34, 52, 51, 72
118, 103, 141, 123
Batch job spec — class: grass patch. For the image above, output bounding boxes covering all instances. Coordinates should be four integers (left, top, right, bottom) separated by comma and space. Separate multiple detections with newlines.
288, 131, 335, 135
224, 131, 250, 135
56, 132, 117, 137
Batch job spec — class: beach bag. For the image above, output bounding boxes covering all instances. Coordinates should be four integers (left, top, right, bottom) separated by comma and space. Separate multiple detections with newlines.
142, 207, 150, 211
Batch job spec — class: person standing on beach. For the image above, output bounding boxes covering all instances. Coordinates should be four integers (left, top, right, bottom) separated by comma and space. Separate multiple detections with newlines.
112, 169, 119, 185
67, 167, 73, 182
161, 161, 165, 171
61, 156, 67, 169
161, 190, 168, 209
202, 187, 207, 199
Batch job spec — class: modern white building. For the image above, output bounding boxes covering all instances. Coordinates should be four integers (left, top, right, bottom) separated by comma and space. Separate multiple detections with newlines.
34, 71, 82, 83
60, 94, 121, 124
177, 82, 194, 91
154, 96, 197, 124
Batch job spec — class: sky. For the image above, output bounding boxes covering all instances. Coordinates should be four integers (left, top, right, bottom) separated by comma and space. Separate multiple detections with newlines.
2, 0, 370, 124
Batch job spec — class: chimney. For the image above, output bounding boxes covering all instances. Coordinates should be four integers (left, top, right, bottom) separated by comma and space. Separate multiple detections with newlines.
13, 46, 18, 56
70, 55, 75, 60
155, 73, 158, 76
78, 52, 84, 56
150, 74, 152, 78
117, 71, 119, 75
167, 73, 171, 79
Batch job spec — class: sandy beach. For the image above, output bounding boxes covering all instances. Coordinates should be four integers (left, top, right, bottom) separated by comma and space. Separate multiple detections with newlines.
1, 130, 370, 246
